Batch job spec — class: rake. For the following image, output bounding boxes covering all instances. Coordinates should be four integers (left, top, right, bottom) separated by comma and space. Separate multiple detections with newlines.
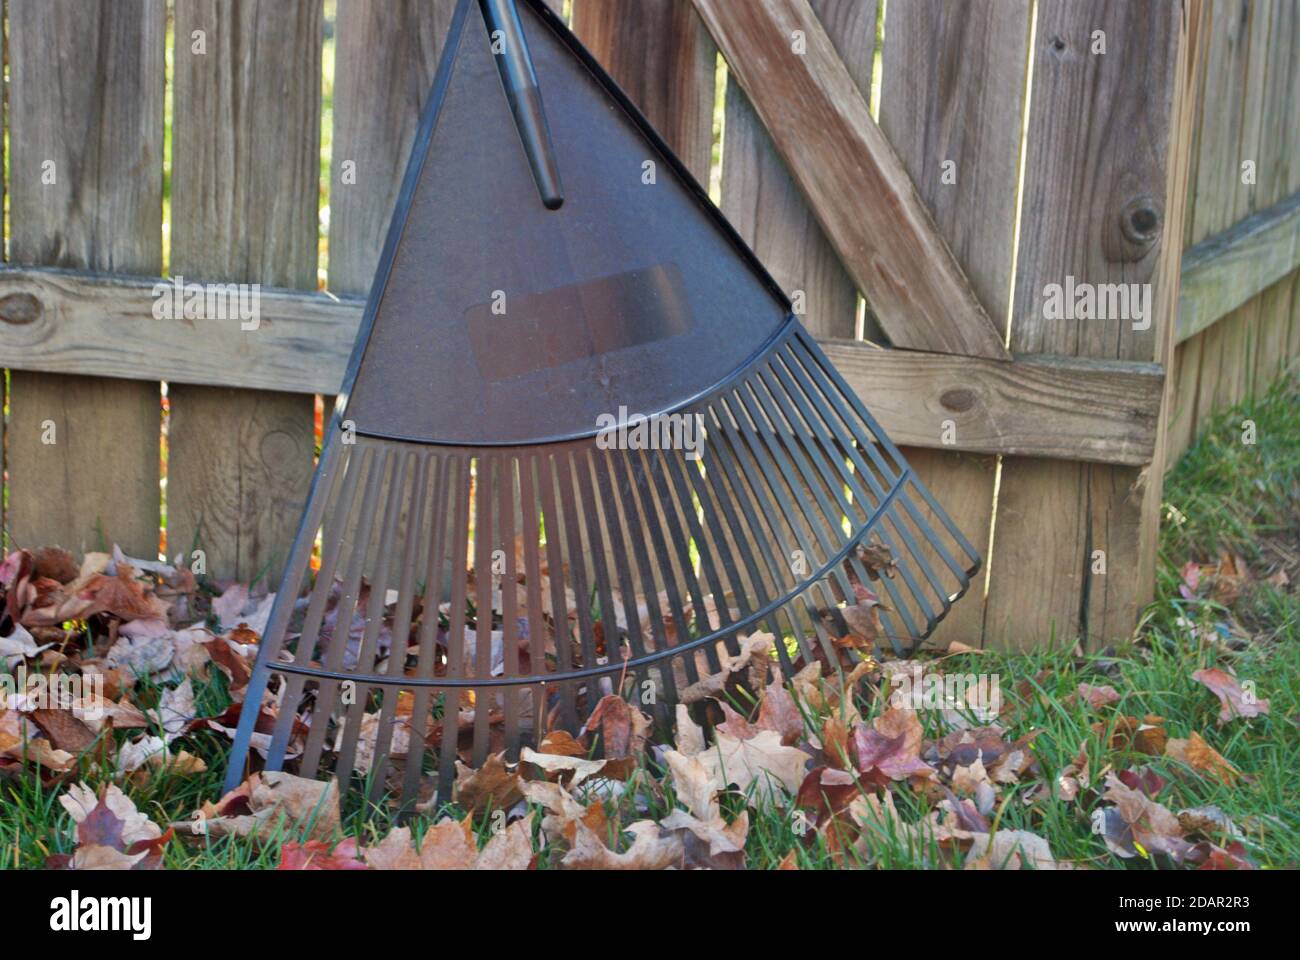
223, 0, 980, 809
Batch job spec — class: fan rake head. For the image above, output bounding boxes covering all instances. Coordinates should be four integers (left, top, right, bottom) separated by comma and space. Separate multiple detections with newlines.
223, 0, 979, 810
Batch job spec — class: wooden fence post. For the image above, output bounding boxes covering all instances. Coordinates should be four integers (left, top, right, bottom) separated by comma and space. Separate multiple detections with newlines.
6, 0, 164, 558
167, 0, 322, 584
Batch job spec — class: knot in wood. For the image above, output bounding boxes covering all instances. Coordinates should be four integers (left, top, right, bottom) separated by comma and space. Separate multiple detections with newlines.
1121, 196, 1162, 245
0, 292, 42, 325
940, 388, 976, 413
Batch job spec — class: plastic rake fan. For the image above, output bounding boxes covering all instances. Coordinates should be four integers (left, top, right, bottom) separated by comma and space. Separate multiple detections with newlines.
224, 0, 980, 808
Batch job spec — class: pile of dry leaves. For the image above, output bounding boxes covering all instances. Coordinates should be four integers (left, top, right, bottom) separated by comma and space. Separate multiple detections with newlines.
0, 542, 1266, 870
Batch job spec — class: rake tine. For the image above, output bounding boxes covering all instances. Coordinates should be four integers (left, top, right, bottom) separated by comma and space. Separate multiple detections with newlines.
705, 398, 826, 661
793, 330, 979, 576
263, 441, 372, 772
606, 446, 682, 710
368, 451, 433, 807
736, 374, 865, 666
536, 452, 577, 729
554, 450, 600, 697
640, 447, 723, 675
587, 448, 654, 710
435, 455, 474, 806
661, 447, 739, 658
693, 406, 792, 649
401, 454, 452, 811
726, 383, 852, 607
336, 449, 413, 781
759, 356, 937, 646
226, 427, 353, 790
517, 454, 550, 750
300, 446, 396, 780
711, 391, 837, 666
618, 447, 700, 686
784, 337, 970, 627
498, 456, 522, 761
471, 454, 497, 768
572, 447, 624, 708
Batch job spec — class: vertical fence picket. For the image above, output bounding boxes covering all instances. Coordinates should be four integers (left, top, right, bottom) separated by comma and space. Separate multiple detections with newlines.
330, 0, 455, 298
167, 0, 322, 584
983, 0, 1185, 649
571, 0, 716, 183
878, 0, 1031, 649
6, 0, 164, 558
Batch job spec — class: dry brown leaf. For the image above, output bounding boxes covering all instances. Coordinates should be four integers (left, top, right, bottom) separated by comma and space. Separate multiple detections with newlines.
171, 772, 340, 843
664, 748, 721, 820
695, 730, 808, 800
28, 709, 98, 755
454, 752, 523, 814
679, 633, 774, 705
475, 819, 535, 870
659, 808, 748, 869
1192, 668, 1270, 723
520, 746, 610, 787
1166, 731, 1241, 785
964, 829, 1065, 870
561, 819, 683, 870
415, 817, 478, 869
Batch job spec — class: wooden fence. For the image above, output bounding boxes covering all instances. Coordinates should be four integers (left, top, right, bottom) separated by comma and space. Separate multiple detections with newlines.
1, 0, 1296, 651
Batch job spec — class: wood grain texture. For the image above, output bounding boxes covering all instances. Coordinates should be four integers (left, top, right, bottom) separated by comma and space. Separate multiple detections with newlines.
1177, 192, 1300, 342
572, 0, 717, 183
6, 0, 164, 557
1173, 0, 1300, 447
985, 0, 1182, 650
0, 266, 1165, 465
1135, 0, 1205, 610
330, 0, 454, 296
719, 0, 875, 342
696, 0, 1008, 358
167, 0, 321, 582
878, 0, 1031, 648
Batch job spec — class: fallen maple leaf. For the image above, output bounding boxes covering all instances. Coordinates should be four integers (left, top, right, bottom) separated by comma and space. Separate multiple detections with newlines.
453, 752, 523, 814
1166, 731, 1241, 785
56, 783, 169, 870
678, 632, 774, 705
852, 704, 935, 783
561, 819, 683, 870
1192, 668, 1270, 723
964, 829, 1065, 870
172, 772, 341, 842
1102, 772, 1193, 863
694, 729, 809, 800
1074, 683, 1121, 710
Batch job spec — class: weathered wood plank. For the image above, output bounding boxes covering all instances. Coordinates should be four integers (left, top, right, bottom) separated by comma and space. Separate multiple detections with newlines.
0, 265, 1165, 466
878, 0, 1031, 648
572, 0, 717, 184
693, 0, 1008, 359
1177, 192, 1300, 341
6, 0, 164, 557
720, 0, 875, 342
1189, 0, 1252, 246
985, 0, 1183, 650
168, 0, 321, 583
1136, 0, 1206, 606
330, 0, 454, 296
